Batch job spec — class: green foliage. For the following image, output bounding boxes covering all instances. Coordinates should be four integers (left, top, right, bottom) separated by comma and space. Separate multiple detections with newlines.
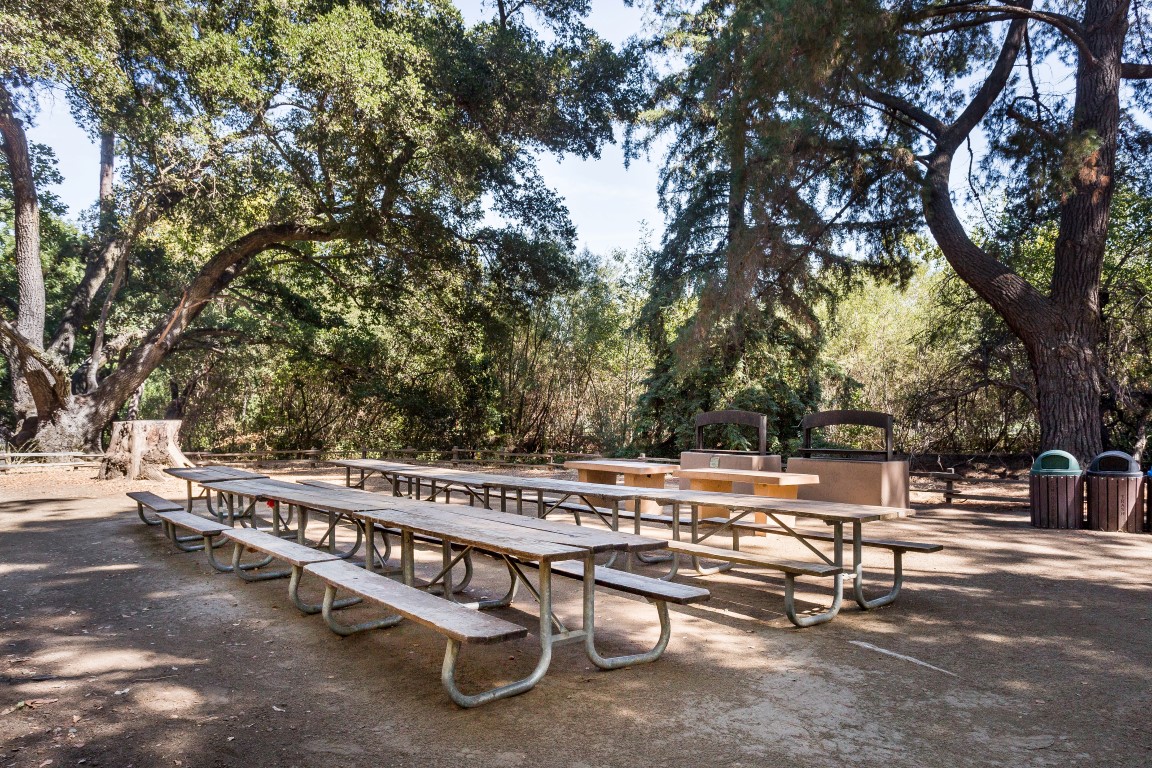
824, 185, 1152, 457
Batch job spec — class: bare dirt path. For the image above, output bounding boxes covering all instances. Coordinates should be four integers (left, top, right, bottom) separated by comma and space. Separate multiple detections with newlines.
1, 467, 1149, 767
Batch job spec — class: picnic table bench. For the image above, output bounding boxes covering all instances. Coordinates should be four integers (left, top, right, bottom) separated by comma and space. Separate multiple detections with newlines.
164, 466, 268, 517
328, 459, 940, 625
176, 473, 702, 707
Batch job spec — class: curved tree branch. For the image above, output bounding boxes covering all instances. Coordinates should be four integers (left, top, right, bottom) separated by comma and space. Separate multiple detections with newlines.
907, 2, 1098, 67
91, 221, 363, 420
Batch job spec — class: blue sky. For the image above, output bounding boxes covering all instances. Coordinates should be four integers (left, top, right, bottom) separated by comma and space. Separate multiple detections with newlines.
26, 1, 665, 257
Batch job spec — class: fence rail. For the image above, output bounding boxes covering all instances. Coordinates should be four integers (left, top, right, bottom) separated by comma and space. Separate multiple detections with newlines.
181, 447, 610, 468
910, 470, 1029, 506
0, 451, 104, 472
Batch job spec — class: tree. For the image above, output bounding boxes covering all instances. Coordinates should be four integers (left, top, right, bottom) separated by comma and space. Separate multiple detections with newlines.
0, 0, 641, 451
646, 0, 1152, 461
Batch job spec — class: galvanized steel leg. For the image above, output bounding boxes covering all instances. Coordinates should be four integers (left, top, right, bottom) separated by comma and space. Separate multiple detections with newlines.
441, 561, 554, 708
289, 565, 359, 615
319, 584, 403, 636
784, 573, 844, 627
851, 520, 904, 609
582, 554, 672, 669
205, 539, 272, 573
137, 501, 162, 526
162, 521, 224, 553
474, 559, 520, 609
688, 511, 733, 575
231, 543, 291, 582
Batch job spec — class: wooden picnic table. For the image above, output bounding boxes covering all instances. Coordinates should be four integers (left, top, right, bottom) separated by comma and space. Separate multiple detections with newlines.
189, 474, 681, 702
628, 487, 916, 620
330, 458, 650, 526
672, 466, 822, 530
332, 458, 492, 504
672, 467, 820, 499
563, 459, 677, 516
324, 459, 931, 623
164, 465, 268, 515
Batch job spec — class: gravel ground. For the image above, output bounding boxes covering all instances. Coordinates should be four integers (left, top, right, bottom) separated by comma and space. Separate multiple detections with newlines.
1, 466, 1150, 768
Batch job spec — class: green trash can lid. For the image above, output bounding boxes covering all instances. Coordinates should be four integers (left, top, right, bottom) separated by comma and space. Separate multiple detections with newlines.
1030, 450, 1082, 476
1087, 450, 1142, 477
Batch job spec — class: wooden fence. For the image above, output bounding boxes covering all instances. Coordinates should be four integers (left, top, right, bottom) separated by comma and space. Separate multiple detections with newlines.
179, 447, 609, 468
0, 451, 104, 472
910, 470, 1029, 506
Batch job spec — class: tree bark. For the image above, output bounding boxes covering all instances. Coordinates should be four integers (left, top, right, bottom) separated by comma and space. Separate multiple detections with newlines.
909, 4, 1127, 462
100, 420, 192, 481
0, 82, 46, 432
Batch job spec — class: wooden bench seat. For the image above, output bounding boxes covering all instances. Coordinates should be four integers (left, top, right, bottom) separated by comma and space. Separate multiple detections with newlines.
698, 517, 943, 553
548, 561, 711, 605
305, 559, 532, 708
221, 527, 352, 615
154, 510, 230, 554
128, 491, 183, 526
665, 540, 844, 577
663, 540, 845, 628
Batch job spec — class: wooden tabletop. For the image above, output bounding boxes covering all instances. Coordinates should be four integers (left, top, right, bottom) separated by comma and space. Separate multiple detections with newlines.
205, 478, 389, 514
673, 467, 820, 486
479, 475, 652, 501
165, 466, 268, 482
198, 473, 661, 559
630, 488, 909, 523
351, 505, 589, 562
563, 459, 678, 476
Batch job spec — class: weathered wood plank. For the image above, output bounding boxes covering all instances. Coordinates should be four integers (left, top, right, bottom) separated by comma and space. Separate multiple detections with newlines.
305, 560, 528, 644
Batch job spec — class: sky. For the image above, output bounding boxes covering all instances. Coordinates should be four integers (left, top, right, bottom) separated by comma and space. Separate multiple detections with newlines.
25, 0, 665, 257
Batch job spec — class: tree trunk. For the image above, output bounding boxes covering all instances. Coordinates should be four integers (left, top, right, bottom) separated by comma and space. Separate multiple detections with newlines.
1029, 334, 1103, 461
30, 396, 106, 452
100, 420, 192, 481
0, 83, 46, 430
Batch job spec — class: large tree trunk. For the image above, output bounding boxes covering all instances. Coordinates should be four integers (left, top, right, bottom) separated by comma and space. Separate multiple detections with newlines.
0, 83, 46, 431
915, 6, 1127, 463
31, 395, 106, 452
1029, 333, 1103, 461
100, 420, 192, 481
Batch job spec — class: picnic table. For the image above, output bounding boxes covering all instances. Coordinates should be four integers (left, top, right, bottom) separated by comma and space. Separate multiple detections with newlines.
164, 465, 268, 516
672, 467, 820, 499
629, 487, 919, 622
330, 458, 650, 527
187, 474, 696, 705
672, 466, 821, 530
326, 459, 936, 625
563, 459, 677, 515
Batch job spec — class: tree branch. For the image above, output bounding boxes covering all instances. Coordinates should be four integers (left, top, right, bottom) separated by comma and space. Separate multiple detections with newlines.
942, 14, 1030, 151
907, 2, 1098, 68
1121, 62, 1152, 78
92, 221, 364, 419
858, 86, 947, 138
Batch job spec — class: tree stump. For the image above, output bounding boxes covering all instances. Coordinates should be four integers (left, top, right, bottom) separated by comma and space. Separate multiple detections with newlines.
101, 420, 193, 481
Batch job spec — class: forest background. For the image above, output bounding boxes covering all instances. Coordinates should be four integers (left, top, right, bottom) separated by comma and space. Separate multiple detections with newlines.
3, 1, 1152, 462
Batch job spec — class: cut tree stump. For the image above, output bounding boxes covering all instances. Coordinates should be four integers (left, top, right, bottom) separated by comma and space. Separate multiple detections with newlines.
101, 420, 193, 481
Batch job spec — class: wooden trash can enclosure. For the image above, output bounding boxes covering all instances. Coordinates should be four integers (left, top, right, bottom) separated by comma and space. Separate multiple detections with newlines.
1029, 451, 1083, 529
1085, 451, 1145, 533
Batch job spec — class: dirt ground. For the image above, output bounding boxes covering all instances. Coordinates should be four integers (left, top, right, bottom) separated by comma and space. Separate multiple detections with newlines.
1, 465, 1150, 768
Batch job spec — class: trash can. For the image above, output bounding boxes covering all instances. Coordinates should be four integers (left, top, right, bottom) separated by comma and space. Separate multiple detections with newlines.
1147, 469, 1152, 533
1029, 450, 1083, 529
1086, 451, 1145, 533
